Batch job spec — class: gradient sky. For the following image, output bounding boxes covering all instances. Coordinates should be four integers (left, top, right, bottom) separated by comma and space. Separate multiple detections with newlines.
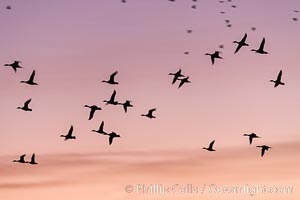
0, 0, 300, 199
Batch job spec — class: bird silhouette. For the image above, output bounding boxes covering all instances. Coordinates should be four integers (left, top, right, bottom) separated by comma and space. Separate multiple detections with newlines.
256, 145, 271, 157
178, 76, 191, 88
92, 121, 107, 134
17, 99, 32, 111
102, 71, 118, 85
251, 37, 268, 54
60, 125, 76, 140
103, 90, 118, 105
270, 70, 285, 88
13, 154, 26, 163
141, 108, 156, 119
4, 61, 22, 72
20, 70, 38, 85
27, 153, 38, 165
169, 69, 185, 84
203, 140, 216, 151
84, 105, 102, 120
205, 51, 223, 65
118, 100, 133, 113
243, 133, 260, 144
105, 132, 121, 145
233, 33, 249, 53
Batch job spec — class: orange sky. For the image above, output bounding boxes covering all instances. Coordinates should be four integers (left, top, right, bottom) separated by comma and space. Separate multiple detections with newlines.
0, 0, 300, 199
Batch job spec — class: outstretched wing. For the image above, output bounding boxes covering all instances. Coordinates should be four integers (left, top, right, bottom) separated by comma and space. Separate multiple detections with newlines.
123, 104, 128, 113
211, 56, 215, 65
29, 70, 36, 82
109, 71, 118, 81
234, 43, 243, 54
20, 154, 26, 162
209, 140, 215, 149
67, 125, 73, 137
149, 108, 156, 115
99, 121, 106, 133
31, 153, 36, 163
259, 37, 265, 51
277, 70, 282, 81
89, 108, 96, 120
109, 135, 114, 145
172, 76, 178, 84
24, 99, 32, 107
178, 79, 185, 88
261, 148, 265, 157
249, 136, 253, 145
109, 90, 116, 102
241, 33, 247, 43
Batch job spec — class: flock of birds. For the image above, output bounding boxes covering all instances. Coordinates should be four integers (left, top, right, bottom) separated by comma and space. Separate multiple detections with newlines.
4, 0, 296, 165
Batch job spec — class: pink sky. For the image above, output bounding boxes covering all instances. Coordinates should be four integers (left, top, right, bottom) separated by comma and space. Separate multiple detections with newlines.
0, 0, 299, 199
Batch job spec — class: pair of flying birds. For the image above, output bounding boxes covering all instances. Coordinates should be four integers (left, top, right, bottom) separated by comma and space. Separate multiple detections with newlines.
13, 153, 38, 165
168, 69, 191, 88
4, 61, 38, 85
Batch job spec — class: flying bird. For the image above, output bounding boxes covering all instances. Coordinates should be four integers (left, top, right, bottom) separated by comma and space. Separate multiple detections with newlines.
178, 76, 191, 88
233, 33, 249, 53
4, 61, 22, 72
103, 90, 118, 105
13, 154, 26, 163
60, 125, 76, 140
92, 121, 107, 134
102, 71, 118, 85
169, 69, 185, 84
270, 70, 285, 88
203, 140, 216, 151
205, 51, 223, 65
243, 133, 260, 144
27, 153, 38, 165
118, 100, 133, 113
20, 70, 38, 85
256, 145, 271, 157
84, 105, 102, 120
251, 37, 268, 54
17, 99, 32, 111
141, 108, 156, 119
106, 132, 121, 145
